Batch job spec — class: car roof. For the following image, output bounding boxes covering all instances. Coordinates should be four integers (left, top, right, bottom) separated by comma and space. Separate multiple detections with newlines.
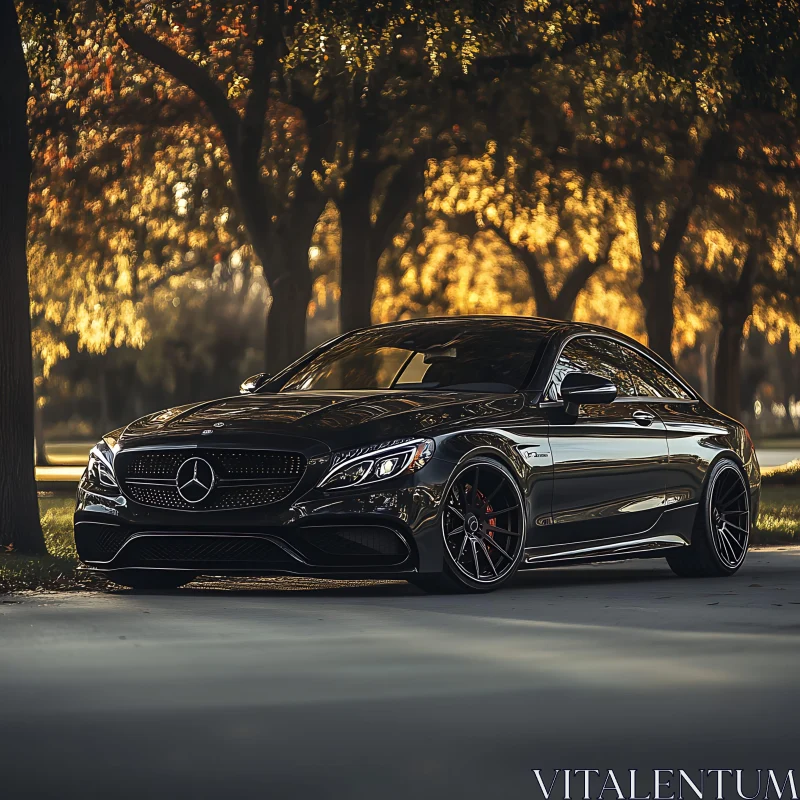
362, 315, 568, 336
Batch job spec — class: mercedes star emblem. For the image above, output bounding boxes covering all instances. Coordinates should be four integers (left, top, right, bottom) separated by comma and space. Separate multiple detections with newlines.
175, 457, 216, 503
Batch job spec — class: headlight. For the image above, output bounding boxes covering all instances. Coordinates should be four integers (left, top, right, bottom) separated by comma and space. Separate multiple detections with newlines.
318, 439, 435, 490
85, 439, 118, 490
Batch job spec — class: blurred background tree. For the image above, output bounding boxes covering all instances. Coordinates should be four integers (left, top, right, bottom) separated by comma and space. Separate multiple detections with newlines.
9, 0, 800, 485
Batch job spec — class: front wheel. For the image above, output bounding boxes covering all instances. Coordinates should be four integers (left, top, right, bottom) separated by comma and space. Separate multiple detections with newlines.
104, 570, 197, 591
667, 458, 750, 578
413, 458, 527, 594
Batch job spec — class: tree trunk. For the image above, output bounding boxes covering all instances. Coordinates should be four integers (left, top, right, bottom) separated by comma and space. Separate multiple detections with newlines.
263, 234, 314, 374
712, 247, 760, 418
639, 249, 676, 366
0, 0, 45, 554
339, 194, 378, 333
261, 197, 325, 373
713, 312, 745, 418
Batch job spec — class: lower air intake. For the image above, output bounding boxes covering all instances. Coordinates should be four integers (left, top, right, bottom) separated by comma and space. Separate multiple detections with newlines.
297, 527, 408, 557
120, 535, 296, 566
75, 525, 130, 562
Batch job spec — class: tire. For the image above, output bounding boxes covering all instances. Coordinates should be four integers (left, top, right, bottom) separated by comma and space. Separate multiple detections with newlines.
105, 570, 197, 591
666, 457, 750, 578
414, 457, 527, 594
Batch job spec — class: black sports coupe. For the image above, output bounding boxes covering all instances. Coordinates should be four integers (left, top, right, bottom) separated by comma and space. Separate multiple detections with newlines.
75, 316, 760, 592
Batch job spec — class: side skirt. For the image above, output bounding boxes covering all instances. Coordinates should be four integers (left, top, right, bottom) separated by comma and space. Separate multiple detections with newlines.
520, 502, 697, 569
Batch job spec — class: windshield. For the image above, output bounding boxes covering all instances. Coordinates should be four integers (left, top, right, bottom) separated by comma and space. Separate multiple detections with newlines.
278, 323, 546, 392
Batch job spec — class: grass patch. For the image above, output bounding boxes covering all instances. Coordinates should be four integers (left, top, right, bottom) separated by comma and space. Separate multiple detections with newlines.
0, 494, 100, 594
753, 485, 800, 544
761, 459, 800, 486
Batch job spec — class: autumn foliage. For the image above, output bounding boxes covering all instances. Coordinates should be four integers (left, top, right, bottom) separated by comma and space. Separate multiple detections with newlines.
17, 0, 800, 419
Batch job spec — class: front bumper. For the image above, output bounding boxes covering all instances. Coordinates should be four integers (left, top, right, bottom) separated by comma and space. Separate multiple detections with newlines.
74, 456, 455, 577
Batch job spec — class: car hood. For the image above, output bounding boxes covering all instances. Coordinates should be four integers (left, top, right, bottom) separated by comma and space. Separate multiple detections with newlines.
117, 390, 524, 451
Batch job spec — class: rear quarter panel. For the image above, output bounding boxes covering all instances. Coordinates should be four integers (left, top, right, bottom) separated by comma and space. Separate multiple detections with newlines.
655, 401, 760, 522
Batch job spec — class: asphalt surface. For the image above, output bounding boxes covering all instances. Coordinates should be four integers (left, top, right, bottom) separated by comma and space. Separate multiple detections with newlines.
3, 548, 800, 800
756, 448, 800, 467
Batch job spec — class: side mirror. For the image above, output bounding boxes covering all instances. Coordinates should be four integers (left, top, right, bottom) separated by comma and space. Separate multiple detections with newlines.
239, 373, 272, 394
560, 372, 617, 414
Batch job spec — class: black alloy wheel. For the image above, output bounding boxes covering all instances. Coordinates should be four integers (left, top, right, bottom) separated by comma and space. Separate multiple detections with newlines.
412, 458, 526, 593
667, 458, 750, 577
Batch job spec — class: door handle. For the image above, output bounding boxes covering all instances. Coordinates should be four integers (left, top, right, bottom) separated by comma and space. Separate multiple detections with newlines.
632, 409, 655, 426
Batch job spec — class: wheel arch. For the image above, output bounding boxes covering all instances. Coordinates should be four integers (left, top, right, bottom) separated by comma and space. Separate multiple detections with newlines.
445, 444, 529, 518
437, 433, 547, 547
705, 449, 750, 495
698, 450, 754, 534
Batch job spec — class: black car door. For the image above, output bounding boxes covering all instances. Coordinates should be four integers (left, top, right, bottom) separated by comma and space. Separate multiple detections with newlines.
542, 335, 670, 545
613, 340, 709, 510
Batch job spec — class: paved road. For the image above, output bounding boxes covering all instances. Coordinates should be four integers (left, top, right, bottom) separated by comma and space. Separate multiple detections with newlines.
3, 549, 800, 800
756, 448, 800, 468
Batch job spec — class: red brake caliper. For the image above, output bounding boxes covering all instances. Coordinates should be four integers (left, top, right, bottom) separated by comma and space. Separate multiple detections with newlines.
475, 489, 496, 549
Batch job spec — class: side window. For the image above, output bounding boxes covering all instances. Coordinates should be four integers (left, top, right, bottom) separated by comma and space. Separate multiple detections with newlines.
617, 343, 692, 400
546, 337, 636, 400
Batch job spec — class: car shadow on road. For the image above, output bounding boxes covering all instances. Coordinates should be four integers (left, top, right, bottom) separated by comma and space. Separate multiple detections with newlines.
102, 548, 798, 598
104, 560, 687, 598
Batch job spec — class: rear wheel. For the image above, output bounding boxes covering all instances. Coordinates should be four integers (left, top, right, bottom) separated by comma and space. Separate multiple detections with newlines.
411, 458, 526, 593
105, 570, 197, 591
667, 458, 750, 578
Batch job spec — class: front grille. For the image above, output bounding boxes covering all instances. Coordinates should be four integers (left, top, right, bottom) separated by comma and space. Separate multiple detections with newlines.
126, 483, 295, 510
216, 451, 305, 480
116, 448, 307, 511
125, 450, 304, 482
127, 451, 186, 479
121, 535, 295, 565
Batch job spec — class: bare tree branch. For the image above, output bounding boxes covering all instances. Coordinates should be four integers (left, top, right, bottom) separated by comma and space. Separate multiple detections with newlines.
117, 23, 240, 146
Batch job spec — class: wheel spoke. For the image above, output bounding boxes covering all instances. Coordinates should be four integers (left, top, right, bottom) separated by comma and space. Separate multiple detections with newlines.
711, 527, 724, 560
470, 465, 480, 507
471, 538, 481, 578
720, 523, 743, 561
488, 505, 518, 517
479, 532, 512, 562
721, 526, 745, 552
719, 527, 741, 561
717, 528, 735, 563
484, 481, 504, 506
446, 525, 465, 538
720, 508, 747, 519
447, 504, 465, 520
725, 521, 749, 535
716, 475, 736, 503
457, 533, 468, 562
458, 482, 469, 512
487, 524, 522, 537
719, 485, 747, 508
477, 539, 498, 576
